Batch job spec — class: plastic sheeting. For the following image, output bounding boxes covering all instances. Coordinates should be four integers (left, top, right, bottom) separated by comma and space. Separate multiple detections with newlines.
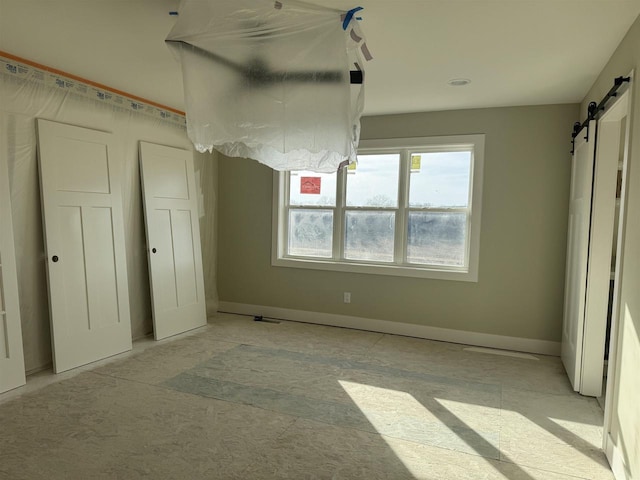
167, 0, 370, 172
0, 61, 219, 373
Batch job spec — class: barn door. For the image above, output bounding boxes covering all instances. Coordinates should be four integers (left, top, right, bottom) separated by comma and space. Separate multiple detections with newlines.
580, 92, 629, 397
37, 119, 132, 373
0, 121, 26, 393
561, 121, 596, 391
139, 142, 206, 340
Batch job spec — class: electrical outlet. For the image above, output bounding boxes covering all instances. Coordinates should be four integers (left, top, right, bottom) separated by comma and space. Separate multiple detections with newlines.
343, 292, 351, 303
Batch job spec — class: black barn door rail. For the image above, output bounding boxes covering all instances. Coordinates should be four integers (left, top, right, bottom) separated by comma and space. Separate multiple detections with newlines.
570, 75, 631, 154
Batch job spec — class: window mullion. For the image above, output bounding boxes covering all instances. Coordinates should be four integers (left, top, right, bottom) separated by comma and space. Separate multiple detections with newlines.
282, 172, 290, 258
464, 212, 472, 270
287, 205, 336, 211
334, 165, 346, 260
407, 207, 469, 214
395, 149, 410, 264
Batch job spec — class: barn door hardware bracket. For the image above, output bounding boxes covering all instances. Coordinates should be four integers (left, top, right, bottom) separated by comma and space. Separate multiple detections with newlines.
570, 76, 630, 154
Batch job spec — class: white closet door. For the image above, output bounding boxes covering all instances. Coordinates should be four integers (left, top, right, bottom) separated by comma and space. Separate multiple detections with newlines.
0, 122, 26, 394
37, 119, 132, 373
139, 142, 206, 340
561, 121, 596, 391
581, 92, 629, 397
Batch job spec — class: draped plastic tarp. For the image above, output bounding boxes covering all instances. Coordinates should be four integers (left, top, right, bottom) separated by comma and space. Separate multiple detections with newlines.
166, 0, 369, 172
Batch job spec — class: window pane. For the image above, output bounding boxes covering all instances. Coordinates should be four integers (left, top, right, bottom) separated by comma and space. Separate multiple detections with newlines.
290, 171, 336, 206
346, 154, 399, 207
408, 151, 471, 208
407, 212, 467, 266
288, 209, 333, 258
344, 211, 395, 262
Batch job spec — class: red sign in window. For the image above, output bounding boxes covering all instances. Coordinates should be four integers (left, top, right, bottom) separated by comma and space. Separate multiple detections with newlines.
300, 177, 321, 194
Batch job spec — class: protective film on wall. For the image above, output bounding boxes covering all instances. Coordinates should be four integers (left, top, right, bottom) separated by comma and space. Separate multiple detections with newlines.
166, 0, 371, 172
0, 54, 218, 373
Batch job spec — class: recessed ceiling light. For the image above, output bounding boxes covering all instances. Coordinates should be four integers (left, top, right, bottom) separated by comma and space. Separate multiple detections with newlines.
448, 78, 471, 87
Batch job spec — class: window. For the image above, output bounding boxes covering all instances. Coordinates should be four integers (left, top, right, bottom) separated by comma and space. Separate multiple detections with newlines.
272, 135, 484, 281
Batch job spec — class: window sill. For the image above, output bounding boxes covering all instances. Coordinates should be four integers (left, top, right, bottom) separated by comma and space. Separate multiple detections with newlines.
272, 256, 478, 282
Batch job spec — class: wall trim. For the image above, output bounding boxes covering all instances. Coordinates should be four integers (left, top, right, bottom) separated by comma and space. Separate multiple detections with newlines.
0, 50, 186, 124
218, 302, 561, 356
605, 434, 630, 480
25, 363, 52, 377
206, 298, 219, 317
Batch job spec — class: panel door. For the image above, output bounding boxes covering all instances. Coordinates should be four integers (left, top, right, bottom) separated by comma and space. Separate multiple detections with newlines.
581, 92, 629, 397
139, 142, 206, 340
37, 119, 132, 373
0, 119, 26, 393
561, 121, 596, 391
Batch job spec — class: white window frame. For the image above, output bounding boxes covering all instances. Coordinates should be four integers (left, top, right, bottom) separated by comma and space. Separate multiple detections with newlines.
272, 134, 484, 282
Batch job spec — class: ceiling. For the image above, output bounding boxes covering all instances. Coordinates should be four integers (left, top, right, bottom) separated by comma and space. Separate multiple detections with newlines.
1, 0, 639, 116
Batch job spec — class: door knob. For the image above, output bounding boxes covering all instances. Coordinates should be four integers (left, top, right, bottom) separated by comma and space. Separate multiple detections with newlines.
152, 248, 157, 254
52, 255, 59, 262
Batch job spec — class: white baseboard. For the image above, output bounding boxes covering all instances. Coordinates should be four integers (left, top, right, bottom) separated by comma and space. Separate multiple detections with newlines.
206, 298, 219, 317
605, 434, 630, 480
25, 363, 52, 377
218, 302, 561, 356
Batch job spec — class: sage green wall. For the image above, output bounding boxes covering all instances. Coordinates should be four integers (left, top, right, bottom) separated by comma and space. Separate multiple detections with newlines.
582, 14, 640, 479
217, 104, 578, 342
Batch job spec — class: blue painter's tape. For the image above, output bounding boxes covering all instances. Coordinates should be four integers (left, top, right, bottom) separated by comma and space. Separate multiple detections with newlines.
342, 6, 363, 30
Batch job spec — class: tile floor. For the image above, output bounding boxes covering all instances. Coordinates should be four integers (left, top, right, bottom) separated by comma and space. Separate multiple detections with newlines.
0, 314, 613, 479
